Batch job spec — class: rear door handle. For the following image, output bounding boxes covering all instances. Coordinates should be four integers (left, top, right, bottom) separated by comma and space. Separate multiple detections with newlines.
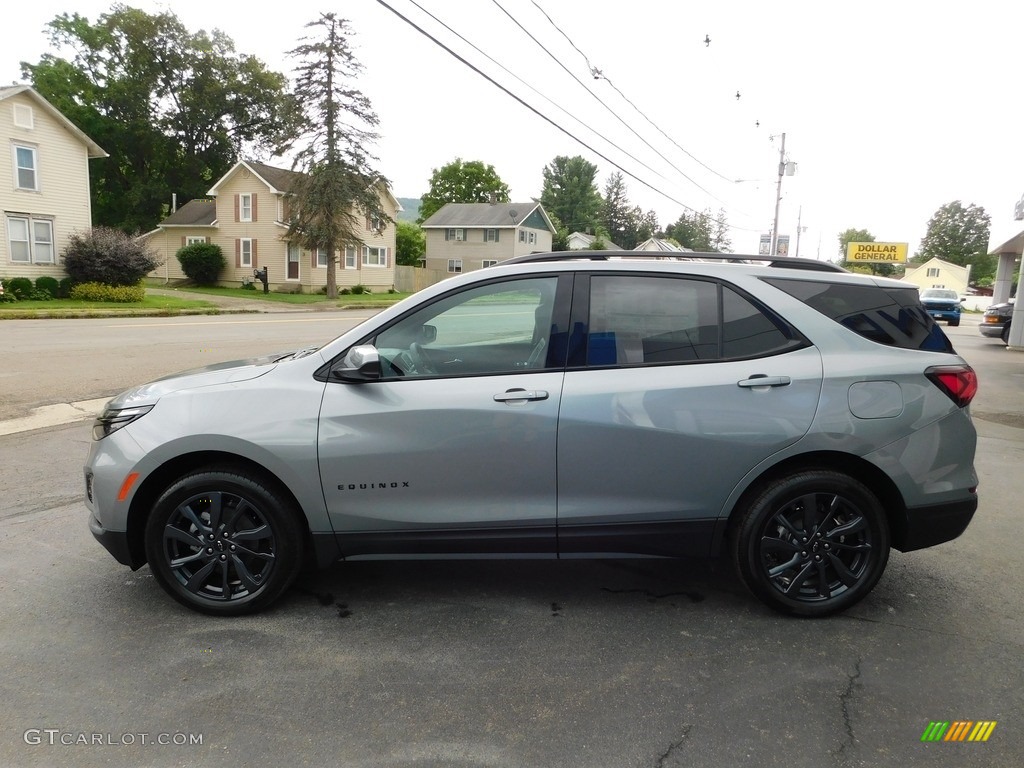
493, 388, 549, 403
737, 375, 791, 388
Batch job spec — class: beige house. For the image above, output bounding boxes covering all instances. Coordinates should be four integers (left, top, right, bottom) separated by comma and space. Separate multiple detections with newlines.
420, 202, 555, 274
567, 231, 622, 250
0, 85, 106, 280
902, 257, 970, 295
144, 160, 400, 292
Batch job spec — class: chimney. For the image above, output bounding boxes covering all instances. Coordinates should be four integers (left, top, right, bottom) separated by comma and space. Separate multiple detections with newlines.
172, 193, 177, 213
488, 192, 497, 205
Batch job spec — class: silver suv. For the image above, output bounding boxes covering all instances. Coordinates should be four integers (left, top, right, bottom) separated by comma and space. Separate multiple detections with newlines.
85, 253, 979, 617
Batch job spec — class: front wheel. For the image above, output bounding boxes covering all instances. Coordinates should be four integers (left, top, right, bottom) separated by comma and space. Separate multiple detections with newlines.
732, 471, 890, 617
948, 318, 960, 327
144, 468, 304, 615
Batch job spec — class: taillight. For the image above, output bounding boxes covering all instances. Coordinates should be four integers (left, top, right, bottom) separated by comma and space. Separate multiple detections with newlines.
925, 365, 978, 408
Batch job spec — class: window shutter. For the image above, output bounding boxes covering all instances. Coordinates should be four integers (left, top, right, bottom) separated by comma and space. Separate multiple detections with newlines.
251, 193, 258, 222
235, 239, 241, 267
445, 229, 450, 241
495, 229, 499, 243
205, 237, 210, 244
251, 240, 258, 268
181, 236, 186, 247
311, 249, 317, 268
234, 195, 240, 222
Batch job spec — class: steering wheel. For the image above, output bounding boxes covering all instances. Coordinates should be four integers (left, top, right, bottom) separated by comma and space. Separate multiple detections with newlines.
406, 342, 437, 376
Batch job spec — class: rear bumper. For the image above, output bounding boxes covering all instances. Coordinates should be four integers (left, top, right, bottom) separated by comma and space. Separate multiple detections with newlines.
979, 322, 1008, 338
891, 497, 977, 552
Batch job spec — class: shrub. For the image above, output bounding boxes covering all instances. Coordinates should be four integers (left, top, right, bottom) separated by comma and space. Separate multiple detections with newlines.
35, 276, 60, 298
351, 284, 371, 295
6, 277, 33, 299
176, 243, 226, 285
57, 277, 74, 298
70, 282, 146, 303
62, 227, 162, 286
0, 279, 16, 303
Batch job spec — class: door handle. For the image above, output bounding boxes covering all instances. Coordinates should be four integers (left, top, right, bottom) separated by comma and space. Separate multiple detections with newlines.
737, 375, 791, 388
493, 388, 549, 402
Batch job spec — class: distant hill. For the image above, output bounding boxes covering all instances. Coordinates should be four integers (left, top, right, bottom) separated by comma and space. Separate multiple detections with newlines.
396, 197, 421, 223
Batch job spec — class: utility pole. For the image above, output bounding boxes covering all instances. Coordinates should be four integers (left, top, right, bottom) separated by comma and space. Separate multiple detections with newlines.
770, 132, 786, 257
795, 206, 803, 258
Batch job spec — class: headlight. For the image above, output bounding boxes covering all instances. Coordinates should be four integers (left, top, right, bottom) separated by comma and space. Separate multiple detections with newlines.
92, 405, 154, 440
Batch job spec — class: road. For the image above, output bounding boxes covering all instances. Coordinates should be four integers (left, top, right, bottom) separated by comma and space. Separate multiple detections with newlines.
0, 314, 1021, 767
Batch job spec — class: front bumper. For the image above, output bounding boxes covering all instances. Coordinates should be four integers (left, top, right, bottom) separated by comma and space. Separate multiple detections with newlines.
926, 309, 960, 322
88, 512, 141, 568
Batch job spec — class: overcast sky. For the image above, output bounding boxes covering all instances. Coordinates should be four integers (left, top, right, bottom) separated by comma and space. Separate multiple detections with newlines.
5, 0, 1024, 257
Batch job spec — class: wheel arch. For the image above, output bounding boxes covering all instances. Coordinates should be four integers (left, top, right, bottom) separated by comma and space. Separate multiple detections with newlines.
715, 451, 909, 554
125, 451, 315, 570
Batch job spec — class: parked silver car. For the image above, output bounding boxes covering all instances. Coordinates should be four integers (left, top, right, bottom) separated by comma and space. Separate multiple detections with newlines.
85, 253, 979, 617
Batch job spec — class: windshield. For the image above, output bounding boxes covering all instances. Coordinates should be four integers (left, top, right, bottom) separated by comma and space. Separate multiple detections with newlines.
921, 290, 958, 300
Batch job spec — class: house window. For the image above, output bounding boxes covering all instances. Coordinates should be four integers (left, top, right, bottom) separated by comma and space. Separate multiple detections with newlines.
13, 145, 38, 191
484, 229, 498, 243
446, 228, 466, 241
344, 245, 357, 268
367, 214, 385, 232
13, 104, 34, 129
529, 231, 536, 245
240, 238, 253, 267
519, 230, 526, 243
6, 215, 53, 263
482, 260, 498, 268
317, 248, 329, 268
448, 259, 463, 273
185, 236, 206, 246
926, 267, 940, 277
363, 246, 388, 266
239, 194, 253, 222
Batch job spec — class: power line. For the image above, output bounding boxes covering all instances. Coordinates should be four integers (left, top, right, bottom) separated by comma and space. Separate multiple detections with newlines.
401, 0, 676, 192
490, 0, 728, 204
372, 0, 765, 232
530, 0, 737, 185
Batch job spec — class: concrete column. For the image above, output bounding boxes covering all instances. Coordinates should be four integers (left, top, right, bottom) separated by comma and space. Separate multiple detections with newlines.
1008, 255, 1024, 351
993, 252, 1016, 304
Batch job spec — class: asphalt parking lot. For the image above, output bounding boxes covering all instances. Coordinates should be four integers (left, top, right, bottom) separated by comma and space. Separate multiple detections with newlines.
0, 314, 1021, 768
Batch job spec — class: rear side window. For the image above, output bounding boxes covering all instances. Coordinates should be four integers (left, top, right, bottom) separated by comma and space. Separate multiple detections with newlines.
765, 278, 953, 352
583, 275, 805, 366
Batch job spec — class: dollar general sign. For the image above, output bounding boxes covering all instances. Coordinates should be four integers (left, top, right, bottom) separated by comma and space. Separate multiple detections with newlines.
846, 242, 908, 263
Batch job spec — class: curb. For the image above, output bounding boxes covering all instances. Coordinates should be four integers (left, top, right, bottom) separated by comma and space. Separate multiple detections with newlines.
0, 398, 111, 437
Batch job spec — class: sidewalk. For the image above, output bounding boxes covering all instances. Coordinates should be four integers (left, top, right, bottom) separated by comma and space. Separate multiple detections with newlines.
145, 286, 314, 313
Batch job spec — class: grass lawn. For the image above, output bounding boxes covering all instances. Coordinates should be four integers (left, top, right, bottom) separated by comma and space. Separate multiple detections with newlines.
0, 294, 216, 318
159, 285, 413, 306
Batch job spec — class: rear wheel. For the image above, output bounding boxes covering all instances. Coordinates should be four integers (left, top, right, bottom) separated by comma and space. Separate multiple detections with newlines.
732, 470, 890, 617
144, 468, 304, 615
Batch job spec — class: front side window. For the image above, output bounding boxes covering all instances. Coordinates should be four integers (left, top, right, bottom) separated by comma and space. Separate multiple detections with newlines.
586, 275, 802, 366
6, 215, 52, 263
14, 145, 37, 190
372, 276, 559, 379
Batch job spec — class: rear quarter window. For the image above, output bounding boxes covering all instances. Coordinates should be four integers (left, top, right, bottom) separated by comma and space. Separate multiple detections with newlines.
764, 278, 953, 352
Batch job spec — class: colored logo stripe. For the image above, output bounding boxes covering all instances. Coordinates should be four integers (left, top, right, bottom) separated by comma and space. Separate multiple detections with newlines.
921, 721, 996, 742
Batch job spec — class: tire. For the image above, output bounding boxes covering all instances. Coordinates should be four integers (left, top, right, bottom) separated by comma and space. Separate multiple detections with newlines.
144, 468, 304, 615
732, 470, 890, 617
948, 318, 960, 327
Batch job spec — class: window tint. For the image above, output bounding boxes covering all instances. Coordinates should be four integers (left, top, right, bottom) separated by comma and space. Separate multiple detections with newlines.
374, 277, 559, 378
586, 276, 803, 366
765, 278, 953, 352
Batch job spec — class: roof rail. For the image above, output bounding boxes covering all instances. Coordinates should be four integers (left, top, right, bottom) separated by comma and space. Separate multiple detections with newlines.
500, 251, 847, 273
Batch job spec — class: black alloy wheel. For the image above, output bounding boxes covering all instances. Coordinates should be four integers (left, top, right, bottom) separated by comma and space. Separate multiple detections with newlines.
144, 469, 303, 615
733, 470, 890, 617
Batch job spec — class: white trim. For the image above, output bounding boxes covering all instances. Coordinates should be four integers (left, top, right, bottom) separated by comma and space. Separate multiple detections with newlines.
240, 193, 253, 222
6, 214, 53, 263
286, 242, 301, 281
240, 238, 253, 267
362, 245, 388, 267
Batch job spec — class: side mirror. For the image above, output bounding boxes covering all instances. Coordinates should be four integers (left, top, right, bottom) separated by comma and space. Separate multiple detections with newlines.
332, 344, 382, 382
421, 324, 437, 344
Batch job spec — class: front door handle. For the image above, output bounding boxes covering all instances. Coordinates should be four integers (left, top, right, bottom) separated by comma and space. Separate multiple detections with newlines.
493, 388, 549, 403
737, 375, 791, 389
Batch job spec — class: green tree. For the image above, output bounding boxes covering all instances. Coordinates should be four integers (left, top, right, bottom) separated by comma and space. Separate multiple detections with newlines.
23, 4, 296, 233
62, 227, 161, 285
283, 13, 387, 299
665, 208, 731, 252
600, 172, 632, 246
395, 220, 425, 266
916, 201, 994, 284
836, 227, 885, 274
417, 159, 510, 223
540, 155, 602, 236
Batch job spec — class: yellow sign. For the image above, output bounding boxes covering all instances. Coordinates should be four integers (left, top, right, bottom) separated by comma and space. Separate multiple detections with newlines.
846, 242, 908, 263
